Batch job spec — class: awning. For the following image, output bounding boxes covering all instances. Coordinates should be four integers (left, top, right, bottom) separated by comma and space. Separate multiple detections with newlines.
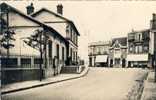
127, 54, 148, 61
96, 55, 108, 63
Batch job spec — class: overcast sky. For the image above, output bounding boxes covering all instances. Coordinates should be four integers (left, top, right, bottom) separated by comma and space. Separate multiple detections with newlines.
2, 1, 156, 62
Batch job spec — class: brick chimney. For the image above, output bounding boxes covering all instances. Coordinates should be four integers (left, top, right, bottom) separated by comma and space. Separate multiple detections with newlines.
57, 4, 63, 15
26, 3, 34, 15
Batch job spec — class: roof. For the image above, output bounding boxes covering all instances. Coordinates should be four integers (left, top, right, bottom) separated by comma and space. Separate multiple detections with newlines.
128, 29, 150, 34
89, 41, 111, 47
111, 37, 127, 47
31, 8, 80, 36
0, 3, 69, 45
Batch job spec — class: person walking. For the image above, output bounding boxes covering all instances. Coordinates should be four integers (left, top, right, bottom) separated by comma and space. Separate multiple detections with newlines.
53, 56, 58, 76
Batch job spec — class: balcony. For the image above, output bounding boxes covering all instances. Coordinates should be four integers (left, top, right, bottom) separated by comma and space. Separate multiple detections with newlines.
128, 38, 135, 42
128, 35, 135, 42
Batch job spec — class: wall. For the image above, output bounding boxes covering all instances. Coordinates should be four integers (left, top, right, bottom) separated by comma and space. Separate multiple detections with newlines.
1, 10, 42, 56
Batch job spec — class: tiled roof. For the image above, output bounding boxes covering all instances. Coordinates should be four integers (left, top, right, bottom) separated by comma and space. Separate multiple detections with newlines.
111, 37, 127, 47
31, 8, 80, 36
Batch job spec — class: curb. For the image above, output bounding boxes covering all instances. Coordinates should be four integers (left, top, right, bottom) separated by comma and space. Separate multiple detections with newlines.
2, 67, 90, 95
140, 71, 150, 100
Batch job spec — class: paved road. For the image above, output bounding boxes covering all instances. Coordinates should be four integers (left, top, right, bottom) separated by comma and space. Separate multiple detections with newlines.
2, 67, 147, 100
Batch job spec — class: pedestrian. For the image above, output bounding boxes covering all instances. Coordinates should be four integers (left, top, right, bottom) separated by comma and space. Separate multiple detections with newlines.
53, 56, 58, 76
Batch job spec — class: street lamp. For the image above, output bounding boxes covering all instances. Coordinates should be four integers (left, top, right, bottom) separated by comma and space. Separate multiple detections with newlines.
154, 51, 156, 82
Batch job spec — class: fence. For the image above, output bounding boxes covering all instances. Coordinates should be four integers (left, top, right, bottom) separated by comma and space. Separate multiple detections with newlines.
1, 55, 42, 85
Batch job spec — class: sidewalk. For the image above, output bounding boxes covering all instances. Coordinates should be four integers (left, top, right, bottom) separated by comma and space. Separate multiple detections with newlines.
141, 70, 156, 100
1, 67, 89, 95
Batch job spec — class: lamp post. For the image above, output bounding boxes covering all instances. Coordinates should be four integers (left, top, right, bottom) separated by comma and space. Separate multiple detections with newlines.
154, 51, 156, 82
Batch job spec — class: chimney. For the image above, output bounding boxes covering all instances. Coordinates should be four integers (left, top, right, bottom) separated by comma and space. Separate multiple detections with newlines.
152, 13, 156, 30
26, 3, 34, 15
57, 4, 63, 15
153, 13, 156, 20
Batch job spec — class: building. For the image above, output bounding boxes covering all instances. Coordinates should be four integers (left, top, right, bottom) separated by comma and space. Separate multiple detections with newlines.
127, 29, 150, 68
88, 41, 111, 67
31, 4, 80, 66
109, 37, 127, 68
0, 3, 68, 84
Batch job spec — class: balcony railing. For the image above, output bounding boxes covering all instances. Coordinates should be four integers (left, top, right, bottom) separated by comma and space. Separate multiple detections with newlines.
128, 38, 135, 42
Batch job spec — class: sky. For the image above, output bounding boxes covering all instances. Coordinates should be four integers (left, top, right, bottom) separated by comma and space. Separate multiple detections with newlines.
2, 1, 156, 62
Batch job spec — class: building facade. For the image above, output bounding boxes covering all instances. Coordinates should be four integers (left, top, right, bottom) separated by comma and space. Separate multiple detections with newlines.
109, 37, 127, 68
0, 3, 69, 84
31, 5, 80, 66
88, 41, 111, 67
127, 29, 150, 68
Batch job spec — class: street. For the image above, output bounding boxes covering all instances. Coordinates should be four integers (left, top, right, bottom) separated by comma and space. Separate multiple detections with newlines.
2, 67, 148, 100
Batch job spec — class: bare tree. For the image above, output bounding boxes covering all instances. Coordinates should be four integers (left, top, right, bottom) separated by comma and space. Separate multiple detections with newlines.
24, 29, 48, 81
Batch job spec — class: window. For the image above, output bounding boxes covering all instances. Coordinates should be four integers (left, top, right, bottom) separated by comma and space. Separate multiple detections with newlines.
1, 58, 17, 67
73, 51, 75, 61
138, 46, 142, 53
115, 49, 120, 54
73, 32, 75, 42
129, 48, 132, 53
34, 58, 42, 64
76, 35, 78, 45
48, 40, 52, 58
66, 25, 70, 38
62, 47, 64, 61
21, 58, 31, 68
70, 28, 73, 40
76, 52, 77, 62
135, 46, 138, 53
122, 49, 126, 52
144, 46, 148, 52
34, 58, 42, 67
56, 44, 59, 60
136, 33, 142, 41
70, 48, 72, 60
139, 34, 141, 41
129, 44, 134, 53
135, 46, 142, 53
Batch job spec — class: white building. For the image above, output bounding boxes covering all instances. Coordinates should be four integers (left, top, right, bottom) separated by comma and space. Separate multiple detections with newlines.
109, 37, 127, 68
0, 3, 68, 84
31, 4, 80, 66
88, 41, 111, 67
127, 29, 150, 68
